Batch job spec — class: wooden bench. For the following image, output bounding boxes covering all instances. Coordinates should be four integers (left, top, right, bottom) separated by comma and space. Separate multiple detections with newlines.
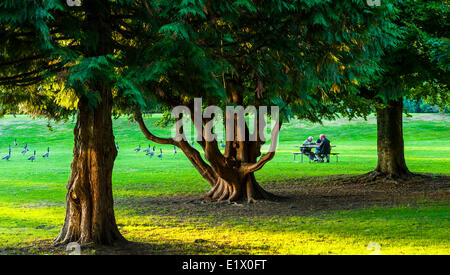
292, 152, 315, 163
293, 152, 340, 163
329, 153, 340, 162
292, 152, 304, 162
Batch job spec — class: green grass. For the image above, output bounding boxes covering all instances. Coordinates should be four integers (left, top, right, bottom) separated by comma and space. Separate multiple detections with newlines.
117, 202, 450, 255
0, 113, 449, 254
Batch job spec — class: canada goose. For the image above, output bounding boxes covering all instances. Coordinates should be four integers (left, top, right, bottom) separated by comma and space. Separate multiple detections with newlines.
2, 146, 11, 161
146, 146, 156, 157
144, 144, 152, 153
220, 140, 226, 148
28, 150, 36, 162
134, 145, 141, 152
42, 147, 50, 158
21, 144, 29, 154
14, 139, 18, 146
157, 149, 163, 159
116, 143, 119, 150
173, 146, 177, 155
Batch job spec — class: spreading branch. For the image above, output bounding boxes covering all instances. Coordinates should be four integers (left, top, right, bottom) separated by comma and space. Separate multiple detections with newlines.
135, 110, 218, 186
242, 120, 282, 175
134, 112, 176, 145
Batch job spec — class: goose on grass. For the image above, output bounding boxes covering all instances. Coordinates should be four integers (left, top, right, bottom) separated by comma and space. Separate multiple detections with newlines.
21, 144, 29, 154
42, 147, 50, 158
146, 146, 156, 157
2, 146, 11, 161
134, 144, 141, 152
28, 150, 36, 162
144, 144, 152, 153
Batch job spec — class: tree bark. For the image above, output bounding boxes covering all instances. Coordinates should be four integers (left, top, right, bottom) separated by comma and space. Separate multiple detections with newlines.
55, 94, 124, 245
205, 172, 275, 203
54, 0, 124, 245
203, 124, 280, 203
374, 99, 411, 179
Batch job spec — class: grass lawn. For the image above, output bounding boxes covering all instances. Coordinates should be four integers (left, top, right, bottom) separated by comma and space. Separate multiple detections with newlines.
0, 113, 449, 255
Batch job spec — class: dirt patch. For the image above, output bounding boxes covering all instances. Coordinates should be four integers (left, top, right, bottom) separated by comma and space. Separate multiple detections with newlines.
115, 173, 450, 219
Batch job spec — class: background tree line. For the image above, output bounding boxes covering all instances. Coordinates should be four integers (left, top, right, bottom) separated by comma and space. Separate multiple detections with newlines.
404, 99, 449, 113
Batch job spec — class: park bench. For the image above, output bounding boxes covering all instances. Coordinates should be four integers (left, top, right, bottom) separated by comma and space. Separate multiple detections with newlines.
293, 145, 339, 163
292, 152, 340, 163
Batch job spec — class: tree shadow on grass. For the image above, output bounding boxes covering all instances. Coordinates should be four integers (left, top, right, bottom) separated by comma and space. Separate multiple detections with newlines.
114, 173, 450, 219
0, 238, 268, 255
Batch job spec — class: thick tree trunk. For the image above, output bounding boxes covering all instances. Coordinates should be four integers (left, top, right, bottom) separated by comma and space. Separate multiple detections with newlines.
136, 81, 280, 203
201, 86, 278, 203
55, 0, 124, 245
202, 118, 279, 203
55, 94, 124, 245
136, 109, 279, 203
374, 99, 411, 179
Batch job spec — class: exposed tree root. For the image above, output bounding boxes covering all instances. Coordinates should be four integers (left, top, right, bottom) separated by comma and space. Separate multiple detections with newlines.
329, 170, 431, 186
205, 175, 278, 203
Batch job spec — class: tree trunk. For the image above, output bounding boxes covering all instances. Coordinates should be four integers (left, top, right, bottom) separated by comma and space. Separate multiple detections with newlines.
374, 99, 411, 179
136, 81, 280, 203
54, 0, 125, 245
136, 109, 280, 203
202, 118, 279, 203
54, 93, 124, 245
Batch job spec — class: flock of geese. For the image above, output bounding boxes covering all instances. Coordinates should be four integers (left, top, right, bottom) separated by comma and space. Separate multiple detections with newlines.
131, 143, 174, 159
3, 139, 228, 162
2, 139, 50, 162
128, 140, 226, 160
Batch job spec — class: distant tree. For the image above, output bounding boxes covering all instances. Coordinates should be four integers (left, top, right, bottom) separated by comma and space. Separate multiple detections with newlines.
403, 99, 444, 113
358, 0, 449, 180
123, 0, 398, 202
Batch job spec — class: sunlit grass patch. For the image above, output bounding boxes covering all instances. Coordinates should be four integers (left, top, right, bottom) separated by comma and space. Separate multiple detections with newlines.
114, 203, 450, 255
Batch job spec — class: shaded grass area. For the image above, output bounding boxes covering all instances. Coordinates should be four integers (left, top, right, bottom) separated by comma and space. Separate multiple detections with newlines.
0, 114, 449, 254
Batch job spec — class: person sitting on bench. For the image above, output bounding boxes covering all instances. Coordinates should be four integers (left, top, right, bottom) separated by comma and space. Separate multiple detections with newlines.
316, 134, 331, 163
301, 136, 316, 161
313, 137, 322, 160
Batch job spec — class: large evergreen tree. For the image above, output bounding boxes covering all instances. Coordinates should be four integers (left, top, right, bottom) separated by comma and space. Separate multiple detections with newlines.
121, 0, 398, 202
0, 0, 154, 245
358, 0, 449, 180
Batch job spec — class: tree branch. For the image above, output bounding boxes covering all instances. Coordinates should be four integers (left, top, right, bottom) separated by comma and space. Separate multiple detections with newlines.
135, 110, 218, 186
0, 62, 64, 82
0, 55, 44, 67
134, 112, 176, 145
178, 139, 218, 187
242, 120, 282, 175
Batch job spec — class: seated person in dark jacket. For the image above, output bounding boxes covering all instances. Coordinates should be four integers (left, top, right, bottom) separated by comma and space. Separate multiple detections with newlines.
316, 134, 331, 162
314, 137, 322, 158
301, 136, 316, 160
